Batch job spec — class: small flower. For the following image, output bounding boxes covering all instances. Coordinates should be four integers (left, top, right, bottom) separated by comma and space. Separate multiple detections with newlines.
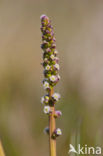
43, 81, 50, 89
52, 93, 61, 101
43, 58, 49, 64
54, 64, 60, 70
54, 110, 62, 118
52, 128, 62, 138
44, 106, 51, 114
50, 54, 55, 60
55, 128, 62, 136
45, 65, 51, 71
49, 75, 57, 82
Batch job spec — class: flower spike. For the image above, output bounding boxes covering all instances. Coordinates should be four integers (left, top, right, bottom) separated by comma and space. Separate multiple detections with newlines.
40, 14, 62, 156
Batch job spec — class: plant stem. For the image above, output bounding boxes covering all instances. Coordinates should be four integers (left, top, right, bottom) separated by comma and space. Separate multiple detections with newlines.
49, 88, 56, 156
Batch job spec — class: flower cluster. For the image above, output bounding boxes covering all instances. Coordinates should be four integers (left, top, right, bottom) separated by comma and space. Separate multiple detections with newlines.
40, 14, 60, 89
41, 92, 61, 105
40, 14, 62, 138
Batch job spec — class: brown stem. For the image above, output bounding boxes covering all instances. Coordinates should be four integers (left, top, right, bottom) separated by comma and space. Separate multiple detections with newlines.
49, 88, 56, 156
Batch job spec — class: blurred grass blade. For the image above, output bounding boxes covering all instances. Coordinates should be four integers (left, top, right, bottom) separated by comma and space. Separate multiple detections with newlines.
0, 141, 5, 156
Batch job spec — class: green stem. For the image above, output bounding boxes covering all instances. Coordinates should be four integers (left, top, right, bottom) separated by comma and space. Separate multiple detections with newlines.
49, 88, 56, 156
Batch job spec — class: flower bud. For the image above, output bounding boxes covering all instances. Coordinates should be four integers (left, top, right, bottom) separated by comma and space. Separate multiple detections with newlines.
51, 43, 56, 48
44, 127, 49, 134
45, 48, 51, 53
41, 95, 49, 104
54, 110, 62, 118
40, 14, 49, 23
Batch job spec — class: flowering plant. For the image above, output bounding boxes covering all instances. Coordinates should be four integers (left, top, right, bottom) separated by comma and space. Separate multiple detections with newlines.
40, 15, 62, 156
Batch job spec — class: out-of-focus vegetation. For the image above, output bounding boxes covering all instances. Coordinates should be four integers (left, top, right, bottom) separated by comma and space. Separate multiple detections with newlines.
0, 0, 103, 155
0, 141, 5, 156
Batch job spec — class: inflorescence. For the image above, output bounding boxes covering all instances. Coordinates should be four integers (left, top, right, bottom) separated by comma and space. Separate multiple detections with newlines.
40, 14, 62, 138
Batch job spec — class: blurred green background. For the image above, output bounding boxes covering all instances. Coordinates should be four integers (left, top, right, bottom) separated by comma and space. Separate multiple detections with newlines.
0, 0, 103, 155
